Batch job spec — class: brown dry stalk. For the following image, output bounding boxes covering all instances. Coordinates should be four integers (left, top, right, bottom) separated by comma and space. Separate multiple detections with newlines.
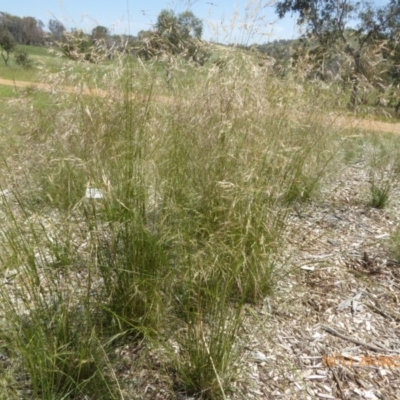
323, 325, 400, 353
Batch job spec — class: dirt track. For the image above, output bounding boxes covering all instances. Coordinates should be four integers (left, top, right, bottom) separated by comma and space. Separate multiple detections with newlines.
1, 77, 400, 135
0, 77, 108, 97
336, 115, 400, 135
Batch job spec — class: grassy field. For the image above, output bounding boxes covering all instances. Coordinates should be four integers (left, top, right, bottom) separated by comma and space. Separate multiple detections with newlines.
0, 44, 400, 399
0, 45, 51, 81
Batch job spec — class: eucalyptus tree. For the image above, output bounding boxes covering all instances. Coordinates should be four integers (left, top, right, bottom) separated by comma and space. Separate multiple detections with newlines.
276, 0, 400, 110
0, 31, 15, 65
137, 9, 208, 64
48, 19, 66, 42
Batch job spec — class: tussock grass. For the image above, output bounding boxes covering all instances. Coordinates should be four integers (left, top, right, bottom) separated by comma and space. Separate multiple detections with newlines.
366, 133, 400, 209
339, 131, 400, 209
369, 175, 391, 209
0, 45, 342, 398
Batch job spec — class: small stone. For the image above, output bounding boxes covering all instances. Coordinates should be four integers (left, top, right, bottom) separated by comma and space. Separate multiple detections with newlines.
250, 351, 268, 363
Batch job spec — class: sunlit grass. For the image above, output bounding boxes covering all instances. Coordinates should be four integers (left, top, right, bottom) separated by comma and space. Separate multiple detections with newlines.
0, 42, 358, 399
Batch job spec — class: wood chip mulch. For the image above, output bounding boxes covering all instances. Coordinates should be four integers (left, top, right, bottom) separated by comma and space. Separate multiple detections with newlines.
237, 155, 400, 399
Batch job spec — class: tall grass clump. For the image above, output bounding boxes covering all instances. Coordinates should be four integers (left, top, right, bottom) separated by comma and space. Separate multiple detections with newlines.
0, 190, 120, 399
369, 174, 391, 209
365, 134, 400, 209
150, 52, 339, 396
0, 39, 341, 398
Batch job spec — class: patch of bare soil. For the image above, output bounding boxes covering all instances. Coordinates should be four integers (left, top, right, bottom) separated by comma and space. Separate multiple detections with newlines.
0, 77, 109, 97
334, 114, 400, 136
237, 158, 400, 399
0, 78, 174, 103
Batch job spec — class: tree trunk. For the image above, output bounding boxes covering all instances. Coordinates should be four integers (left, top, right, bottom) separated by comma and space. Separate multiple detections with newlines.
1, 52, 9, 66
395, 99, 400, 114
349, 76, 358, 111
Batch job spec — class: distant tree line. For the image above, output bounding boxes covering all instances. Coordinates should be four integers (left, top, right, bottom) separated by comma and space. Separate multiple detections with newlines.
0, 11, 138, 63
0, 11, 137, 47
0, 11, 45, 45
0, 9, 209, 67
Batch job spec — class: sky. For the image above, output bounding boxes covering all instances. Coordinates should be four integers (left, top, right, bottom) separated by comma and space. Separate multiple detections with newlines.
0, 0, 301, 44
